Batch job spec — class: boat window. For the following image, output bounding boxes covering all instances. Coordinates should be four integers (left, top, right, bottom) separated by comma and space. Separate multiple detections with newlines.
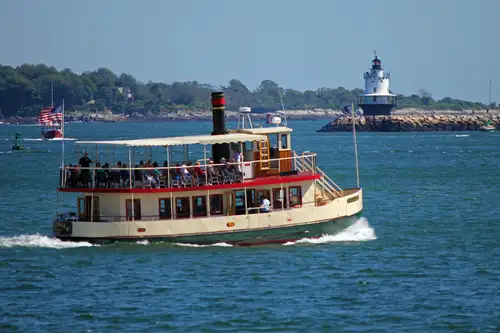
257, 190, 270, 206
269, 134, 278, 149
77, 197, 85, 219
159, 198, 172, 219
289, 186, 302, 207
234, 190, 246, 215
175, 197, 190, 219
210, 194, 223, 216
272, 188, 287, 209
280, 134, 288, 149
192, 196, 207, 217
126, 199, 142, 221
244, 141, 253, 152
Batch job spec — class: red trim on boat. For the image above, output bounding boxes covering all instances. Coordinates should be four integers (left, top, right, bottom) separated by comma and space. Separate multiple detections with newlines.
58, 172, 321, 193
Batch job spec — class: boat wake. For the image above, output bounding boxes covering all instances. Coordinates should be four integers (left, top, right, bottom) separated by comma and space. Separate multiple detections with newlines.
454, 134, 470, 137
284, 217, 376, 246
0, 234, 96, 249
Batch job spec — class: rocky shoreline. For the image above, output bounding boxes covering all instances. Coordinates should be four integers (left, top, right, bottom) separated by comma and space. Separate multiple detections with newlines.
5, 108, 340, 124
317, 110, 500, 132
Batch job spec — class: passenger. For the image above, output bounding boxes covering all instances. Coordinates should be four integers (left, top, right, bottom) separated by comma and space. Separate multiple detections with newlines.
120, 163, 130, 186
207, 160, 219, 180
78, 151, 93, 187
152, 162, 161, 179
260, 196, 271, 213
180, 163, 191, 178
233, 149, 243, 172
194, 161, 205, 177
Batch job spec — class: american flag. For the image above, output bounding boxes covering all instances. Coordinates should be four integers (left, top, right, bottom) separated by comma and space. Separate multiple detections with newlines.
38, 106, 62, 125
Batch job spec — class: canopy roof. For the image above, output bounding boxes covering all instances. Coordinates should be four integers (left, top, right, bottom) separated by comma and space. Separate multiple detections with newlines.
75, 133, 268, 147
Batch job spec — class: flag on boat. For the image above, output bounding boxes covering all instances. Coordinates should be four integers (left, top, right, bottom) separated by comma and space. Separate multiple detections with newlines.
49, 105, 63, 122
38, 105, 62, 125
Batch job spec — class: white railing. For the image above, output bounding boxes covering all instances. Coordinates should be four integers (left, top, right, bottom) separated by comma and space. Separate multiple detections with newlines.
293, 152, 343, 199
59, 153, 317, 190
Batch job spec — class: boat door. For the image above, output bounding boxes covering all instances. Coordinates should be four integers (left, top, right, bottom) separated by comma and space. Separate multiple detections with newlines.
77, 196, 100, 221
225, 192, 235, 216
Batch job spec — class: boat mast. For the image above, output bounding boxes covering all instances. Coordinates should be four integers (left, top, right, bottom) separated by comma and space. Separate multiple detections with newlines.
60, 99, 65, 187
51, 81, 54, 108
351, 102, 360, 188
489, 78, 492, 109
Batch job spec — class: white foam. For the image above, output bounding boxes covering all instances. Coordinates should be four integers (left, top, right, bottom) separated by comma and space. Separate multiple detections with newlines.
136, 240, 150, 245
283, 217, 376, 246
455, 134, 470, 137
173, 242, 233, 248
0, 234, 96, 249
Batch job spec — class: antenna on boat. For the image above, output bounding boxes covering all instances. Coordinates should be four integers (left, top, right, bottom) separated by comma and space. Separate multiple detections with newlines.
237, 106, 253, 130
351, 102, 360, 188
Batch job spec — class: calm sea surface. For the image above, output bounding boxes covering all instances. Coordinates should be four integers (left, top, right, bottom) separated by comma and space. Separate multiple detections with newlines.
1, 120, 499, 332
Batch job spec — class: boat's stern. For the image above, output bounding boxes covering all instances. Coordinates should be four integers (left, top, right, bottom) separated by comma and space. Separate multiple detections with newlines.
52, 217, 73, 239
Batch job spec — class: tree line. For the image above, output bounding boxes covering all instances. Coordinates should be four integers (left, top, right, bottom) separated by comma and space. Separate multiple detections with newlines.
0, 63, 492, 118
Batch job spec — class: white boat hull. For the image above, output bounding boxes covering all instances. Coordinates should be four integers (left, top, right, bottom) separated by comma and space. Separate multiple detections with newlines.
54, 189, 363, 245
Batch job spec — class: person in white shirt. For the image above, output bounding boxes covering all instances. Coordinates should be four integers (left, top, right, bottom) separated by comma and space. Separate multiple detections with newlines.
260, 196, 271, 213
233, 149, 243, 172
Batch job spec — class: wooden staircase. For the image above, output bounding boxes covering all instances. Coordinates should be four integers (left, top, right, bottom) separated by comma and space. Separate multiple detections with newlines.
259, 139, 270, 170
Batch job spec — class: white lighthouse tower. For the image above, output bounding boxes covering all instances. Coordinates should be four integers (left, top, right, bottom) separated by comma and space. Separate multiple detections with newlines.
357, 51, 396, 116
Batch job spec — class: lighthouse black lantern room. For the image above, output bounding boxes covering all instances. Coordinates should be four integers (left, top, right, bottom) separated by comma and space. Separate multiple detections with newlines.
357, 52, 397, 116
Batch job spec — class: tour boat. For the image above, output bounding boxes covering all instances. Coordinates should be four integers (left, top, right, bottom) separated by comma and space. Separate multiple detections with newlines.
53, 92, 363, 245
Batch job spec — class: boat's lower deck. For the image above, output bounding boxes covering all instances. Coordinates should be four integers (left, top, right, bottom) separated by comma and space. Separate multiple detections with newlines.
56, 213, 361, 246
54, 187, 363, 245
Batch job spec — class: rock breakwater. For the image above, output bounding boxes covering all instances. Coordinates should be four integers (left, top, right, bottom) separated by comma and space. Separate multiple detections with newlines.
317, 114, 500, 132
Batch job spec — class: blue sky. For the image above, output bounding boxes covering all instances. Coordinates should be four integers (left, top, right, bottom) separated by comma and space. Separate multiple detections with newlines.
0, 0, 499, 103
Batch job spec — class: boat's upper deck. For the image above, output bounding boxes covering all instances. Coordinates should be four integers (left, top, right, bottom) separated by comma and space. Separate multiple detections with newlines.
60, 121, 322, 193
59, 152, 321, 193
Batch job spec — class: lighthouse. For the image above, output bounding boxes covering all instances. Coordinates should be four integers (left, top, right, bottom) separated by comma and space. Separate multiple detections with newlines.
357, 51, 396, 116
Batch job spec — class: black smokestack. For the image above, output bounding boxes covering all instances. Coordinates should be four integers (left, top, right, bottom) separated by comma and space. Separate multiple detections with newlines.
211, 92, 226, 135
211, 92, 229, 163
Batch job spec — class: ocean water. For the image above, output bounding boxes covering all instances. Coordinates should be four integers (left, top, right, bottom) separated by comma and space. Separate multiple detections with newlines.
1, 121, 499, 332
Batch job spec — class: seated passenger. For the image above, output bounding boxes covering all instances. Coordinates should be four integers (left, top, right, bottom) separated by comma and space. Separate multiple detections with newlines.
259, 196, 271, 213
180, 163, 191, 178
120, 163, 130, 186
194, 161, 205, 177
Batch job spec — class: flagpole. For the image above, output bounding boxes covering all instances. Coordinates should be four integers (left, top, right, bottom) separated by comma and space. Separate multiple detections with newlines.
51, 82, 54, 108
352, 102, 360, 188
61, 99, 65, 187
